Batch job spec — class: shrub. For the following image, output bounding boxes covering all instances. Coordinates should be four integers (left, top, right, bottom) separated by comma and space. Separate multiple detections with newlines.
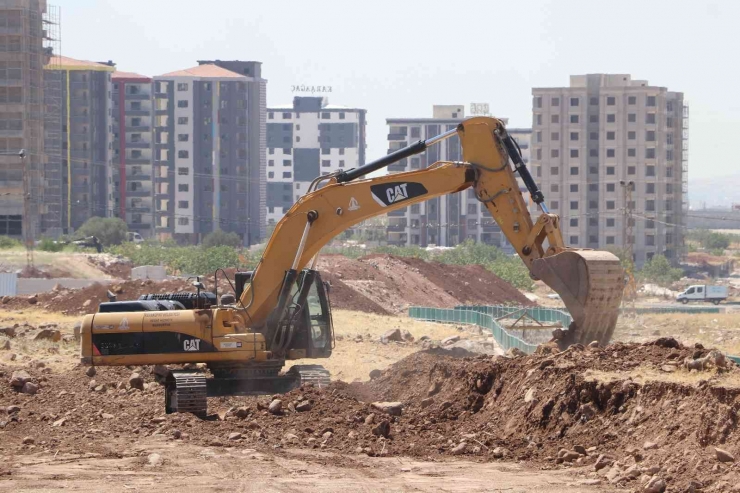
202, 230, 242, 249
0, 236, 21, 249
76, 217, 129, 246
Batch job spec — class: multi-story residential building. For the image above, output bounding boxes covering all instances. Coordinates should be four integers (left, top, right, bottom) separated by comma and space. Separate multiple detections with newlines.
44, 55, 114, 232
0, 0, 51, 238
385, 105, 531, 247
111, 70, 154, 237
265, 96, 367, 224
152, 60, 266, 245
531, 74, 687, 266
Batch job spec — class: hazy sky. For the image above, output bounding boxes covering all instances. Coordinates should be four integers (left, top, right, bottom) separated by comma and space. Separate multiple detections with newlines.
60, 0, 739, 183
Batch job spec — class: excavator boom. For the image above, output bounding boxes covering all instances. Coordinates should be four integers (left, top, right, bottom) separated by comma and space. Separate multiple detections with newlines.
244, 117, 624, 346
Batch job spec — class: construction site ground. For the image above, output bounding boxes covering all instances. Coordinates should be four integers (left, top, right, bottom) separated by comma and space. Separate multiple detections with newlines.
2, 254, 740, 491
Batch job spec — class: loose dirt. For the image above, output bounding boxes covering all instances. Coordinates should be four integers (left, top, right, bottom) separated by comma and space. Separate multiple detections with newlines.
2, 337, 740, 491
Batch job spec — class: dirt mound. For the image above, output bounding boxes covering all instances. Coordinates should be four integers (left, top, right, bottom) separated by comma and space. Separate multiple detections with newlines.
3, 340, 739, 491
1, 278, 192, 315
317, 254, 531, 314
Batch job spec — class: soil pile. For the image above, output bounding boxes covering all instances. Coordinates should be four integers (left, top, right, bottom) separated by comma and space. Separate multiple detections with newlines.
1, 279, 193, 315
318, 254, 532, 314
3, 340, 740, 491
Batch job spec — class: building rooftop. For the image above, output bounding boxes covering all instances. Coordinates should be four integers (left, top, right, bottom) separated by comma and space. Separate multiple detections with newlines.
46, 55, 115, 71
157, 64, 245, 79
112, 70, 150, 81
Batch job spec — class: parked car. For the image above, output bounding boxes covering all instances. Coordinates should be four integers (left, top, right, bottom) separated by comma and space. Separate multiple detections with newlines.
676, 285, 728, 305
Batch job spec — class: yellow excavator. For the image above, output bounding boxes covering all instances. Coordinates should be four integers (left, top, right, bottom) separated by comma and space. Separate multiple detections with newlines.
79, 117, 623, 416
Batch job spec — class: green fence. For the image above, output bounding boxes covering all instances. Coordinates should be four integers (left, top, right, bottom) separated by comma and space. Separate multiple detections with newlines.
410, 304, 734, 358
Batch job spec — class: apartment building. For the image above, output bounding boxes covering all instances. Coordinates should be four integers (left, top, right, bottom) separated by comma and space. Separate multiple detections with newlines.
111, 70, 154, 237
152, 60, 266, 245
265, 96, 367, 224
0, 0, 50, 238
385, 105, 531, 247
43, 56, 113, 232
531, 74, 687, 266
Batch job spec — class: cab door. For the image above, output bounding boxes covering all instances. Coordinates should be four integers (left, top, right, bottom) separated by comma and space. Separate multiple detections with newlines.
304, 273, 333, 358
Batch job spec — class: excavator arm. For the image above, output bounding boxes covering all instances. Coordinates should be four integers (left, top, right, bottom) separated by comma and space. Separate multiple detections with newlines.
243, 117, 623, 346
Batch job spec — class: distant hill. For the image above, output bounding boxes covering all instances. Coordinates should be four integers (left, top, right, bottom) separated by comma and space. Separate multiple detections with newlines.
689, 175, 740, 209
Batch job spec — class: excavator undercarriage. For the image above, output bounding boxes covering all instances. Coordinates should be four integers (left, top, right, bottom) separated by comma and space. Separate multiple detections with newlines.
79, 116, 624, 417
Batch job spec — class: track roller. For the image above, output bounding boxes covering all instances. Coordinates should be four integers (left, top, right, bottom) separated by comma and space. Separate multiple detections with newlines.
165, 371, 207, 418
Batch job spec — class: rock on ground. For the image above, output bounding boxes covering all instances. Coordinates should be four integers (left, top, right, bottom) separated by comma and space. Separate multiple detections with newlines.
371, 401, 403, 416
10, 370, 31, 389
268, 399, 282, 414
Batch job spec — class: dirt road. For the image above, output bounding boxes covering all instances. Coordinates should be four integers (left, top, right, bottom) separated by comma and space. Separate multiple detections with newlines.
0, 438, 612, 493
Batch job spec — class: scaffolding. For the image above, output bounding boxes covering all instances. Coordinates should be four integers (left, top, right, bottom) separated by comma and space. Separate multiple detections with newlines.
42, 3, 61, 236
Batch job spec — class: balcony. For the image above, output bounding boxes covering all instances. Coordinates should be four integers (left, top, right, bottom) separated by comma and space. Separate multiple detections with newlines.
387, 224, 406, 232
125, 173, 152, 180
125, 93, 151, 100
387, 133, 407, 141
124, 158, 151, 165
124, 109, 151, 116
129, 223, 152, 231
125, 141, 152, 149
125, 189, 152, 198
126, 124, 151, 132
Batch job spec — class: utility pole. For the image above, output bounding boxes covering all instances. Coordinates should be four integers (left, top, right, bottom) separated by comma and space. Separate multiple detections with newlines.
620, 180, 636, 313
20, 149, 34, 270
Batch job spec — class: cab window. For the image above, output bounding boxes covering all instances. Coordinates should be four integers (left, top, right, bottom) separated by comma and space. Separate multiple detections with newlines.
686, 287, 695, 294
307, 278, 329, 349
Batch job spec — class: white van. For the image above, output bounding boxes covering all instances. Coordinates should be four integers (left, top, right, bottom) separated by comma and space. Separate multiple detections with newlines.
127, 232, 144, 244
676, 285, 728, 305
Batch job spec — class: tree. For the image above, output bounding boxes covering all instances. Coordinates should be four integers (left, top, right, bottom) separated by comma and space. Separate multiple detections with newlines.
76, 217, 128, 246
704, 232, 730, 251
202, 230, 242, 248
638, 254, 683, 287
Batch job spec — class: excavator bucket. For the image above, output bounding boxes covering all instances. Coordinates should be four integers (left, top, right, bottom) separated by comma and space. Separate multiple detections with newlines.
531, 250, 624, 347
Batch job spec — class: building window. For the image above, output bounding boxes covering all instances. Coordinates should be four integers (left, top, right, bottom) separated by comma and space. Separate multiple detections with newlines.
607, 149, 615, 158
570, 184, 578, 193
551, 97, 560, 106
666, 183, 673, 194
646, 148, 656, 159
589, 184, 597, 192
570, 236, 578, 245
570, 201, 578, 210
646, 113, 657, 125
606, 166, 615, 175
551, 200, 559, 210
647, 96, 656, 107
339, 160, 345, 168
607, 114, 616, 123
589, 166, 597, 174
606, 201, 615, 210
570, 149, 579, 158
628, 148, 636, 158
606, 183, 615, 192
339, 112, 345, 120
606, 236, 615, 245
178, 217, 189, 226
606, 131, 615, 140
282, 112, 292, 119
570, 97, 579, 107
551, 132, 559, 140
177, 167, 188, 175
570, 132, 579, 141
536, 149, 542, 160
646, 130, 656, 141
550, 166, 559, 175
410, 127, 421, 138
551, 115, 559, 124
268, 112, 274, 119
646, 165, 656, 177
606, 218, 615, 227
666, 133, 673, 145
178, 117, 188, 125
339, 148, 345, 155
570, 114, 579, 124
628, 131, 636, 140
178, 200, 189, 209
646, 199, 655, 211
628, 113, 636, 123
321, 148, 330, 155
177, 100, 188, 108
283, 159, 291, 167
178, 184, 189, 192
589, 132, 598, 141
177, 83, 188, 91
321, 112, 330, 119
570, 166, 579, 175
321, 159, 330, 167
178, 150, 189, 158
646, 183, 655, 194
283, 172, 292, 178
268, 171, 274, 178
570, 218, 578, 227
178, 134, 189, 142
628, 165, 636, 175
589, 149, 598, 157
589, 97, 598, 105
535, 96, 542, 108
551, 149, 559, 158
268, 160, 274, 167
589, 114, 598, 123
536, 114, 542, 126
589, 200, 598, 208
551, 184, 559, 192
606, 96, 616, 106
628, 96, 636, 105
666, 166, 673, 177
646, 235, 655, 246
